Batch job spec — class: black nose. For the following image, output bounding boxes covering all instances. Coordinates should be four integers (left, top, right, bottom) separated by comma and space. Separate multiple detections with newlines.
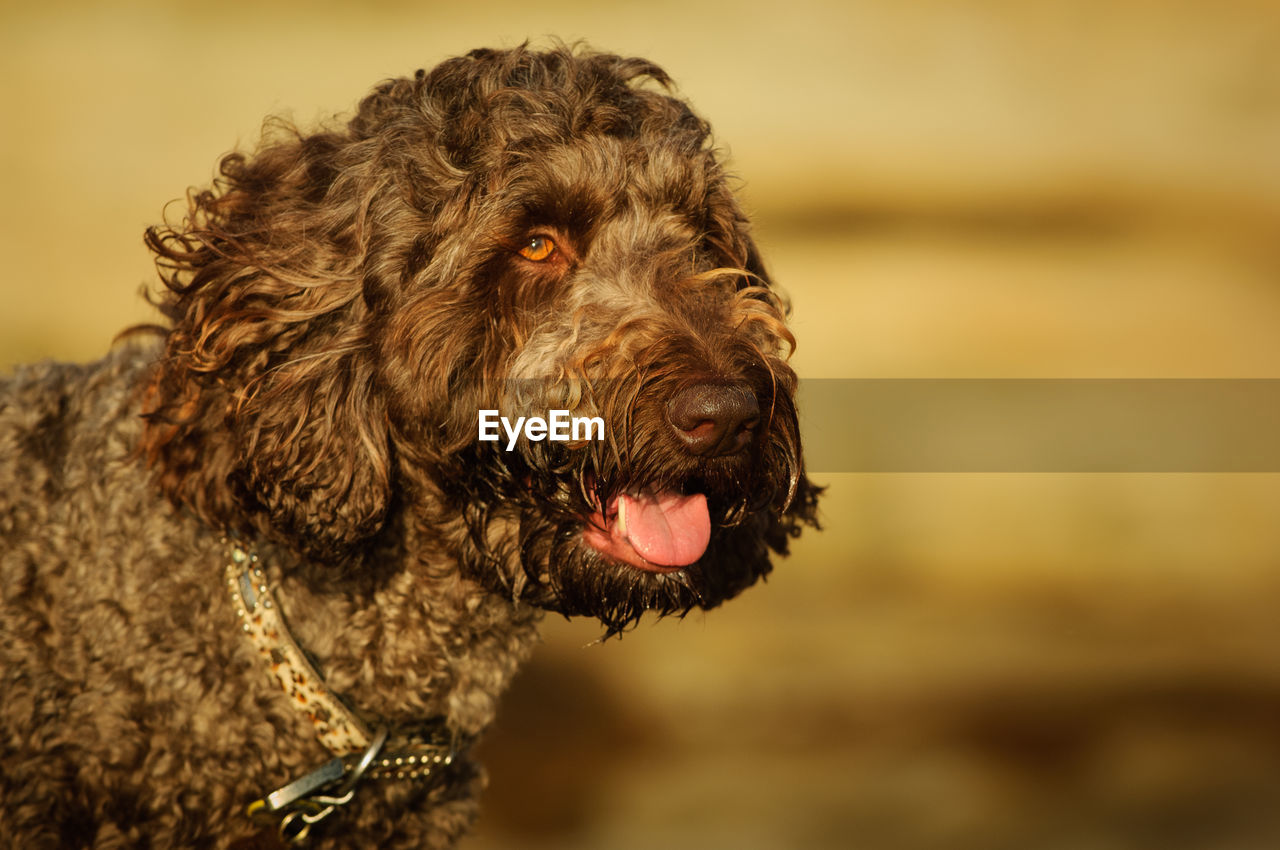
666, 382, 760, 457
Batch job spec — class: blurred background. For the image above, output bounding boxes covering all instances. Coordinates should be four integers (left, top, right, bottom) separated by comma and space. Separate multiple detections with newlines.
4, 1, 1279, 847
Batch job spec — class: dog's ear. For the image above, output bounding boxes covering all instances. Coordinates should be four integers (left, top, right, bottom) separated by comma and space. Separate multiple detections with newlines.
703, 181, 781, 296
141, 140, 392, 561
227, 334, 391, 559
742, 227, 773, 288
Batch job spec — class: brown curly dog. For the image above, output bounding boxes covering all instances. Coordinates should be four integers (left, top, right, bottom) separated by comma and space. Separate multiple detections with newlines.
0, 44, 818, 848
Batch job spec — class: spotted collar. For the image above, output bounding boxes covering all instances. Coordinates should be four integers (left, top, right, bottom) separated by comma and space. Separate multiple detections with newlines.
224, 538, 468, 844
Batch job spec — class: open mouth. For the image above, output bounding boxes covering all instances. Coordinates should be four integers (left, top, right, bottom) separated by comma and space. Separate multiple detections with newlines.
582, 490, 711, 573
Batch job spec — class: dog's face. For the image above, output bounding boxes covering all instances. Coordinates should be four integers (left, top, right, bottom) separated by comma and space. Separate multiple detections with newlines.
142, 46, 818, 634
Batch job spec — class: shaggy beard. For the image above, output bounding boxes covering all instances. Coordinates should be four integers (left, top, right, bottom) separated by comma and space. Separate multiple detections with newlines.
452, 418, 798, 636
448, 355, 803, 635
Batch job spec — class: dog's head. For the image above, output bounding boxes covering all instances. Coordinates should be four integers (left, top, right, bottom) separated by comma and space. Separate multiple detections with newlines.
142, 44, 819, 634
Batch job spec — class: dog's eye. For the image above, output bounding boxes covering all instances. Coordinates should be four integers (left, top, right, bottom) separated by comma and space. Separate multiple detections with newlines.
518, 235, 557, 262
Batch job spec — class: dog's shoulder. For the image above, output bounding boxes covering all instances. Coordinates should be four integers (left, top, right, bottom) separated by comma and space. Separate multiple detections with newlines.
0, 343, 159, 535
2, 341, 154, 437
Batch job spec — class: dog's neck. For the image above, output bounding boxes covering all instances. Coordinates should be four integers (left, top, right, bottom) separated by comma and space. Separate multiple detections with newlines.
245, 518, 542, 742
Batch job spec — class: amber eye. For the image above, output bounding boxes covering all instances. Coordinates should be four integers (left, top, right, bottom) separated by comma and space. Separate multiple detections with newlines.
518, 235, 557, 262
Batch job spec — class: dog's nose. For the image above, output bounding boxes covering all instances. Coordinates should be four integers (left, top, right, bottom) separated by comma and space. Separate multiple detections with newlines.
667, 382, 760, 457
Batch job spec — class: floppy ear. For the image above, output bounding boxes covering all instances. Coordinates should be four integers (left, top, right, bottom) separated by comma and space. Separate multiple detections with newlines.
741, 226, 773, 286
141, 138, 393, 561
140, 274, 392, 560
702, 178, 785, 298
227, 330, 391, 557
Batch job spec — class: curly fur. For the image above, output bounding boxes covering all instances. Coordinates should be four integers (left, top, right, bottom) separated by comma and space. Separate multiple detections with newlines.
0, 44, 818, 848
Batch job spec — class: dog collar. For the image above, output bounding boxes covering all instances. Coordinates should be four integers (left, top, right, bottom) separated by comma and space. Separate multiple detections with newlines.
224, 538, 467, 844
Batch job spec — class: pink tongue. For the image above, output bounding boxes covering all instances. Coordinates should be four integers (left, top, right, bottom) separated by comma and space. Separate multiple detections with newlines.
619, 491, 711, 567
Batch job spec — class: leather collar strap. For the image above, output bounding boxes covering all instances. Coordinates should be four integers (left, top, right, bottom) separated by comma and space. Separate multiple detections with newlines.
224, 539, 469, 845
223, 538, 465, 770
225, 540, 372, 755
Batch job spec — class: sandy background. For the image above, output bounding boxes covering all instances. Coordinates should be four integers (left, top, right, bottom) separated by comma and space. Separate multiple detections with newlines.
3, 2, 1280, 848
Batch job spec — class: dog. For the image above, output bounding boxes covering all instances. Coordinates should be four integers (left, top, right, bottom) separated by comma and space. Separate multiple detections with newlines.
0, 44, 818, 848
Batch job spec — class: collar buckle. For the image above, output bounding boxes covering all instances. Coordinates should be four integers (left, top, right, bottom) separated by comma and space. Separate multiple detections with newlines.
248, 727, 389, 845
